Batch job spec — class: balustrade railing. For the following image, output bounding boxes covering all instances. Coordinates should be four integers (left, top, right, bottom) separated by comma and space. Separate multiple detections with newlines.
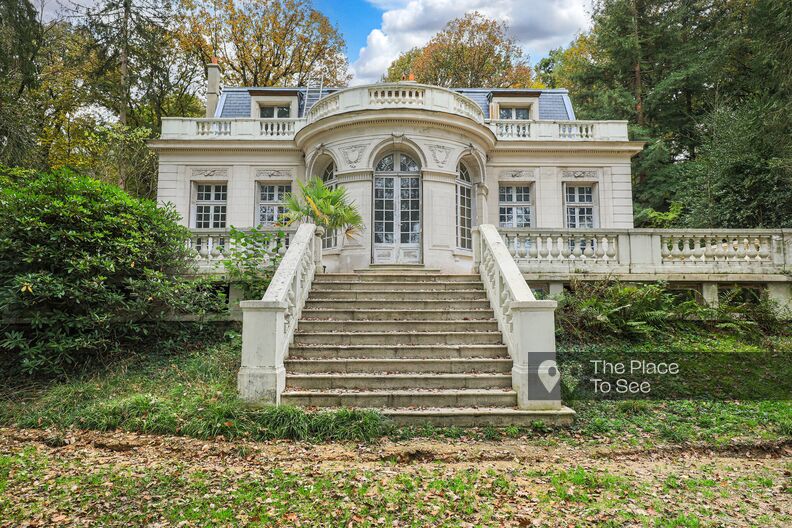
497, 228, 790, 275
558, 122, 594, 139
189, 228, 294, 272
369, 87, 425, 106
490, 119, 531, 139
238, 224, 322, 403
474, 225, 561, 410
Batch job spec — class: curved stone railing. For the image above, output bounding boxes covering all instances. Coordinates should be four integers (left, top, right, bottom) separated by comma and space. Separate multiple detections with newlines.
307, 83, 485, 124
474, 225, 560, 410
237, 224, 322, 403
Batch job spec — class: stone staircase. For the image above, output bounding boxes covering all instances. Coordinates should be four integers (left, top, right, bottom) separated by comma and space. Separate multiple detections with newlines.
281, 266, 573, 426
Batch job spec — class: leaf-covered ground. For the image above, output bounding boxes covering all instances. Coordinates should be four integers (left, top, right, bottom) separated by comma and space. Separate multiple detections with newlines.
1, 427, 789, 527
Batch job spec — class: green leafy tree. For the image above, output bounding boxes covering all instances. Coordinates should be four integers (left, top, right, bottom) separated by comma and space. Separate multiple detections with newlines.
284, 178, 363, 239
222, 226, 286, 300
384, 12, 541, 88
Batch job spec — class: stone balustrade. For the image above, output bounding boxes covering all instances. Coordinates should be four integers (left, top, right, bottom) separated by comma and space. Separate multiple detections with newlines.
498, 228, 791, 277
161, 118, 304, 140
189, 228, 294, 273
487, 120, 629, 141
238, 224, 322, 403
474, 225, 561, 410
307, 83, 484, 123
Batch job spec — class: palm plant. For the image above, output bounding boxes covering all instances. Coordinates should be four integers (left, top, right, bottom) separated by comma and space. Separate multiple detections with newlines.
284, 177, 364, 239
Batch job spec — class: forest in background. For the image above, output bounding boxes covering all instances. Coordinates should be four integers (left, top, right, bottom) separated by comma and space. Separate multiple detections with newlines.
1, 0, 790, 228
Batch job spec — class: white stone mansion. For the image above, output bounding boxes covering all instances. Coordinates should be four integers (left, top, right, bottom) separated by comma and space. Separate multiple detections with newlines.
150, 67, 644, 275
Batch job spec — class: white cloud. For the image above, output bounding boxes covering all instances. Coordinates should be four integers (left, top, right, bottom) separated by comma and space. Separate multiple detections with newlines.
352, 0, 592, 84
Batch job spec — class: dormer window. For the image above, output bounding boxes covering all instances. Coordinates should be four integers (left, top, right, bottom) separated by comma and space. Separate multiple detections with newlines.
499, 106, 531, 120
260, 105, 291, 118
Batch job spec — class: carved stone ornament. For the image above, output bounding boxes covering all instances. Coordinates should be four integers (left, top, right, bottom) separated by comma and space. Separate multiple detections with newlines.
341, 144, 367, 168
428, 144, 451, 166
255, 169, 292, 179
192, 167, 228, 178
501, 169, 536, 179
563, 169, 598, 179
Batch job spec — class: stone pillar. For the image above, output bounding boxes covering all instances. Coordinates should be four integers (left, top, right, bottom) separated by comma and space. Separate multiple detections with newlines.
702, 283, 719, 307
767, 283, 792, 312
548, 282, 564, 298
237, 300, 287, 403
510, 299, 562, 410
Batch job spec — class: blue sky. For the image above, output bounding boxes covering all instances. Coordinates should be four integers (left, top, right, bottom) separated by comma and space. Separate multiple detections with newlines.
314, 0, 593, 84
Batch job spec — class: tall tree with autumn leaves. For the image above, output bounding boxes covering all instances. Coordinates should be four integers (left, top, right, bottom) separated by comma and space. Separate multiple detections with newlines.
181, 0, 351, 87
385, 12, 541, 88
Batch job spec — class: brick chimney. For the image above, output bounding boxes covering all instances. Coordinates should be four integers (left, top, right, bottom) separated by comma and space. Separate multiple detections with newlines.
206, 58, 221, 117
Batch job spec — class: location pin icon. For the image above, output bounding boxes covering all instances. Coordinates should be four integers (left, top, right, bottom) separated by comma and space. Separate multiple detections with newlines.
537, 360, 560, 393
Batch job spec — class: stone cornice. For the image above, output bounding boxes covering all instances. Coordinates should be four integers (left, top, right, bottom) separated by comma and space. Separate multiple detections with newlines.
335, 171, 373, 183
421, 169, 457, 183
491, 140, 645, 156
147, 139, 299, 153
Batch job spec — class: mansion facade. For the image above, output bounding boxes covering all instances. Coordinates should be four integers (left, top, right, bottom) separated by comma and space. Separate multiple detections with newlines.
150, 64, 643, 274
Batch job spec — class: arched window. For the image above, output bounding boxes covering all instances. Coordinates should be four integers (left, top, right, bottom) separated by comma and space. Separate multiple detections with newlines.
375, 152, 420, 173
321, 162, 337, 248
456, 163, 473, 250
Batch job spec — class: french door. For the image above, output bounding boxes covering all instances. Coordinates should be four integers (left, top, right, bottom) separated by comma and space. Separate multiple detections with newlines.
372, 175, 421, 264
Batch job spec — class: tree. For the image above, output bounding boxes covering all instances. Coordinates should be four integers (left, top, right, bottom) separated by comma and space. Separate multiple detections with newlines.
384, 12, 541, 88
0, 0, 42, 166
181, 0, 350, 87
285, 178, 364, 239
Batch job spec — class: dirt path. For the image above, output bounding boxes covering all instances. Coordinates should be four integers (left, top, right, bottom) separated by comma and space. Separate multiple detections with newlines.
1, 427, 790, 527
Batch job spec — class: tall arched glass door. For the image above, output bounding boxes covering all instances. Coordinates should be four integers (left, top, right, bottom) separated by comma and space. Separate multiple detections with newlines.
372, 152, 421, 264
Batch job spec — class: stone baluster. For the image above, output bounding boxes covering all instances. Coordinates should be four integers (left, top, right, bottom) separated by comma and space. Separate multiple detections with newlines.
606, 237, 617, 261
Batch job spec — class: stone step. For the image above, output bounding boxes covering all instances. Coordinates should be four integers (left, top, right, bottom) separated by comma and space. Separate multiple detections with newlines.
292, 331, 504, 346
308, 290, 488, 301
288, 345, 510, 359
304, 299, 493, 310
285, 374, 513, 390
357, 265, 441, 273
284, 358, 513, 374
296, 320, 499, 333
280, 389, 517, 408
300, 309, 495, 321
315, 274, 480, 283
311, 281, 483, 291
380, 407, 576, 427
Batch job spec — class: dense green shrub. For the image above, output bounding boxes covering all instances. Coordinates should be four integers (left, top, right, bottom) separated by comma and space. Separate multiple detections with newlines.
222, 226, 286, 300
555, 280, 788, 343
0, 167, 224, 374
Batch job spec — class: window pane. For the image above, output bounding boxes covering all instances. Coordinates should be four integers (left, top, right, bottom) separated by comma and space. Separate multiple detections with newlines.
376, 154, 394, 172
260, 106, 274, 118
212, 205, 226, 228
499, 206, 513, 227
197, 185, 211, 201
499, 186, 512, 202
400, 155, 419, 172
276, 106, 290, 118
499, 107, 513, 120
260, 185, 275, 201
515, 186, 530, 202
214, 185, 227, 201
259, 205, 276, 225
515, 108, 530, 119
515, 207, 531, 227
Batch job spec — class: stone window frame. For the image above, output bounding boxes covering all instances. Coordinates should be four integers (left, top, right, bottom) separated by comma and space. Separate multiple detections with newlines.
191, 182, 228, 229
490, 96, 539, 121
321, 162, 338, 249
257, 182, 292, 227
563, 183, 599, 229
498, 183, 535, 228
456, 163, 474, 250
250, 96, 298, 119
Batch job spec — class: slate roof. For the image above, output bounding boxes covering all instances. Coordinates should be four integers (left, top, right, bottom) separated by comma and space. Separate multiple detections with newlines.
216, 86, 575, 120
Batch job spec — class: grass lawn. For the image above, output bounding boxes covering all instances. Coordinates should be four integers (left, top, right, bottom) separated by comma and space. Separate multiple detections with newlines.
1, 331, 790, 526
1, 330, 789, 447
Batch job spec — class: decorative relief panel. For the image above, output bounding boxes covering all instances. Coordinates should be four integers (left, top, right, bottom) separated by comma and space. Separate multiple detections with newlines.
562, 169, 599, 179
255, 168, 292, 179
428, 144, 451, 167
500, 169, 536, 179
340, 144, 367, 169
191, 167, 228, 179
